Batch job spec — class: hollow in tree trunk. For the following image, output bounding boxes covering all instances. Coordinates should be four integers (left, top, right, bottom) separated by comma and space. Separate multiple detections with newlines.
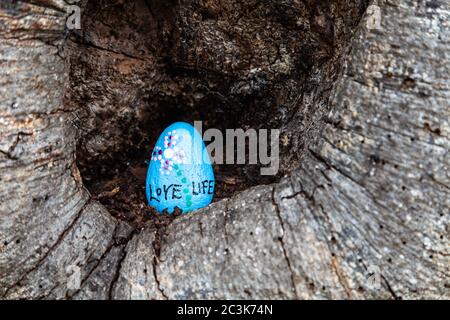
0, 0, 448, 299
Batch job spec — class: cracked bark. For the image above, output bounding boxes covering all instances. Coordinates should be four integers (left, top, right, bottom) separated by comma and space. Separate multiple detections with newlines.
1, 0, 449, 300
2, 198, 90, 298
107, 235, 134, 300
151, 228, 169, 300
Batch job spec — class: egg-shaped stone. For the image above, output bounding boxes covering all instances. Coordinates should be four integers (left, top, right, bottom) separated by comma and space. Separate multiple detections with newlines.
146, 122, 215, 213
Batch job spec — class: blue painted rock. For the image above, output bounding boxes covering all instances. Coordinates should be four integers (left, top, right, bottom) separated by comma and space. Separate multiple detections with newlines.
146, 122, 215, 213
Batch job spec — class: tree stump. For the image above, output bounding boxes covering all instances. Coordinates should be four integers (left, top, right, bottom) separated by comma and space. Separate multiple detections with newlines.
0, 0, 448, 299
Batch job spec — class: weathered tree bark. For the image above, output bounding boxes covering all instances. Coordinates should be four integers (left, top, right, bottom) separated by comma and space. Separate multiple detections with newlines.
0, 0, 448, 300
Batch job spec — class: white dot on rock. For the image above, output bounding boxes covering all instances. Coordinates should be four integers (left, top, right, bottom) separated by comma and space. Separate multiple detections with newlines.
164, 148, 174, 159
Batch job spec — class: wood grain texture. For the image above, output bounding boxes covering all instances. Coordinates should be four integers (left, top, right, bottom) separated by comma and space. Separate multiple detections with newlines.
0, 0, 448, 299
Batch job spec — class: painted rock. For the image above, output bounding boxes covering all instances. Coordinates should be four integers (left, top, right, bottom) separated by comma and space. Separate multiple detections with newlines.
146, 122, 215, 213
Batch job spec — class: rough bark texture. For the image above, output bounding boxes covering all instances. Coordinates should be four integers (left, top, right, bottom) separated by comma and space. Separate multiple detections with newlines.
68, 0, 368, 195
0, 0, 449, 300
